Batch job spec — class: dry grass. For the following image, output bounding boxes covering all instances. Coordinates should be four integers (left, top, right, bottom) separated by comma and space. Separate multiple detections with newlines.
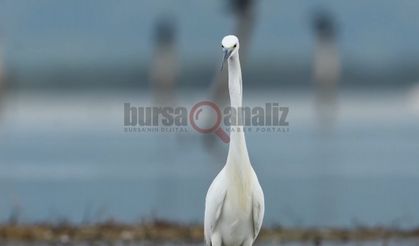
0, 220, 418, 244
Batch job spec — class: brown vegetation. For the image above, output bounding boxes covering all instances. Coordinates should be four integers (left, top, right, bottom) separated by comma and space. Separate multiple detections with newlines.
0, 220, 418, 244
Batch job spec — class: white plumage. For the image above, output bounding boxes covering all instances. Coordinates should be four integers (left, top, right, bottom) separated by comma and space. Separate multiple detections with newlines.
204, 35, 264, 246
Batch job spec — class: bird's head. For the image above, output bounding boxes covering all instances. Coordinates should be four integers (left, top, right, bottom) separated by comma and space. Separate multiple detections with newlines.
221, 35, 239, 71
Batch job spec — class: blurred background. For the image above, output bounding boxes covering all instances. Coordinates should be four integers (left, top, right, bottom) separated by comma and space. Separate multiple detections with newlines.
0, 0, 419, 234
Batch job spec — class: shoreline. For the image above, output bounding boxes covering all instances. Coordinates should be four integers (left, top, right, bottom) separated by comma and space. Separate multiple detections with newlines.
1, 220, 418, 243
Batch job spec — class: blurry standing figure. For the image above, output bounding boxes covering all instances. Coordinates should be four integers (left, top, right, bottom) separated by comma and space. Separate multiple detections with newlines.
0, 42, 6, 122
205, 0, 257, 148
312, 10, 341, 130
311, 10, 341, 223
149, 17, 178, 106
149, 17, 182, 213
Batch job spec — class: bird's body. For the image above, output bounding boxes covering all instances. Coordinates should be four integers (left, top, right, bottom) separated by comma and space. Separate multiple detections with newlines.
204, 35, 264, 246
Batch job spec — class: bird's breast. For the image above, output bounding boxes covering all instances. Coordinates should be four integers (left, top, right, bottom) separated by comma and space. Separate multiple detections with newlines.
225, 179, 252, 214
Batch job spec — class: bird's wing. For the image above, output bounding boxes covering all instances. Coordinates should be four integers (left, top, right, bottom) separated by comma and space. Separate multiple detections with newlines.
204, 170, 227, 246
251, 181, 265, 240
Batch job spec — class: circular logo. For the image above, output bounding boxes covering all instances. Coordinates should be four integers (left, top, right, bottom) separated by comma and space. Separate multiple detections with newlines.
189, 101, 230, 143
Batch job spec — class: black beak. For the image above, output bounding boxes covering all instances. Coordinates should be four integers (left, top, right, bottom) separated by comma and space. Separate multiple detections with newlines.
220, 49, 232, 71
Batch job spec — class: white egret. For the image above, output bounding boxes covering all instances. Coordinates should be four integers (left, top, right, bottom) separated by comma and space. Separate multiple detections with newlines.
205, 1, 257, 148
204, 35, 264, 246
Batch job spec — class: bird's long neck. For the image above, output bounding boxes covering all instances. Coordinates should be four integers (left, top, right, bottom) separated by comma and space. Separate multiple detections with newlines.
226, 52, 251, 171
